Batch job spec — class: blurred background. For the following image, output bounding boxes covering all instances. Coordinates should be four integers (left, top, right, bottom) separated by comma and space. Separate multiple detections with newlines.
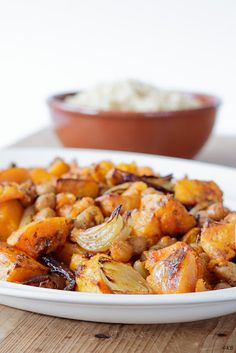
0, 0, 236, 148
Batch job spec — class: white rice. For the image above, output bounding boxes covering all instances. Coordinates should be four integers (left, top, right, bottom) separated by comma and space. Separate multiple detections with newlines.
65, 80, 201, 112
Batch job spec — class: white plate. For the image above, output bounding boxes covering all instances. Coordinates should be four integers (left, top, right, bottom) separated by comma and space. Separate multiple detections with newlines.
0, 147, 235, 324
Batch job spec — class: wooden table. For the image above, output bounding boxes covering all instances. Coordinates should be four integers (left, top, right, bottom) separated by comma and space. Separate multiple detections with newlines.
0, 128, 235, 353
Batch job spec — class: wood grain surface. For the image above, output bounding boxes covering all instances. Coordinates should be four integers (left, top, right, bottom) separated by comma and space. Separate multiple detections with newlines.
0, 306, 235, 353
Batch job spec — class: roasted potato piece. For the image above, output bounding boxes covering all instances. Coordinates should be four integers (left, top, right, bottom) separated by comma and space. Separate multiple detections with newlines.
155, 197, 196, 236
175, 178, 223, 206
0, 242, 48, 282
56, 178, 99, 198
0, 168, 31, 184
0, 183, 24, 203
145, 242, 203, 294
7, 217, 72, 258
0, 200, 24, 241
48, 158, 70, 177
201, 222, 236, 264
71, 253, 150, 294
213, 262, 236, 286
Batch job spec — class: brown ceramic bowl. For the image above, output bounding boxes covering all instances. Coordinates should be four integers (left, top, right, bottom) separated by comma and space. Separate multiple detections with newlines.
47, 92, 220, 158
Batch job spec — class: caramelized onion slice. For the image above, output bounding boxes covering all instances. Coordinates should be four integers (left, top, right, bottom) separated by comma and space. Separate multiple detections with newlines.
40, 254, 76, 291
71, 205, 127, 252
99, 258, 151, 294
110, 169, 173, 193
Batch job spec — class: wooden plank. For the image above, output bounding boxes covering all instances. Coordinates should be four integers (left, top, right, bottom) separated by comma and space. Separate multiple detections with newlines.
0, 306, 235, 353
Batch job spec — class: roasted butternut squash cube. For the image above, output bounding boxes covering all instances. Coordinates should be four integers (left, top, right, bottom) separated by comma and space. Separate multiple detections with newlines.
0, 242, 48, 282
7, 217, 72, 258
131, 210, 161, 246
201, 222, 236, 264
145, 242, 201, 294
97, 194, 140, 216
56, 179, 99, 198
214, 262, 236, 286
175, 178, 222, 205
0, 200, 24, 241
155, 197, 196, 236
0, 168, 31, 184
56, 241, 85, 265
0, 184, 24, 203
30, 168, 54, 184
48, 159, 70, 177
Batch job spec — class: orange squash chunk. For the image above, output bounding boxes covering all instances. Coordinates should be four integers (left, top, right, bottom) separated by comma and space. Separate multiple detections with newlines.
56, 178, 99, 198
0, 242, 48, 282
31, 168, 54, 184
201, 222, 236, 265
145, 242, 200, 294
0, 200, 24, 241
48, 159, 70, 177
7, 217, 72, 258
0, 168, 31, 184
175, 178, 222, 206
0, 184, 24, 203
155, 197, 196, 236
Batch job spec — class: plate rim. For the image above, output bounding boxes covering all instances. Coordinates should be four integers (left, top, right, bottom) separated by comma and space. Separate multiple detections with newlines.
0, 147, 235, 307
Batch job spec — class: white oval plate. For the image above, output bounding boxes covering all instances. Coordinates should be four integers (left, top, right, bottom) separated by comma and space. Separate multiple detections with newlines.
0, 148, 235, 324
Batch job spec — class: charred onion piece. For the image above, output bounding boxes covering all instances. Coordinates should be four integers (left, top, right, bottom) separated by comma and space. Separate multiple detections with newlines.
22, 274, 59, 289
71, 205, 131, 252
111, 169, 173, 193
40, 255, 76, 291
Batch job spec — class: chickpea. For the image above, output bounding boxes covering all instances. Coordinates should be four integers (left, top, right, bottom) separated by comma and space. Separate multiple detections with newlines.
110, 240, 133, 263
207, 202, 229, 221
36, 183, 56, 195
133, 260, 149, 279
34, 207, 56, 221
214, 282, 231, 290
128, 236, 148, 256
35, 193, 56, 211
150, 236, 177, 251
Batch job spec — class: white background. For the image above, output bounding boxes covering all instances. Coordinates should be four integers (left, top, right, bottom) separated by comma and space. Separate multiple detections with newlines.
0, 0, 236, 148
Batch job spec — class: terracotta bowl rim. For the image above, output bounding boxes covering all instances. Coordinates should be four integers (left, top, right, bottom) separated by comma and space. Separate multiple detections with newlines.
47, 91, 221, 120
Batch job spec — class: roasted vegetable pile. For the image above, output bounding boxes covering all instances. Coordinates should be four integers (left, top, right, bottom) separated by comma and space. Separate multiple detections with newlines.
0, 158, 235, 294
